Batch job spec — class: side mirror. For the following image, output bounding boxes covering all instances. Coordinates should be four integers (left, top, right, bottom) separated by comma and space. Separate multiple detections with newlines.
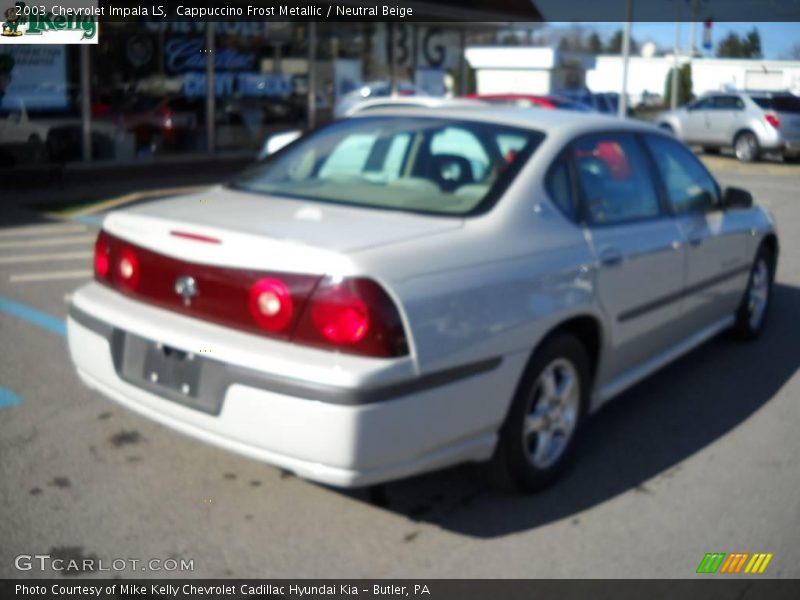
722, 186, 753, 210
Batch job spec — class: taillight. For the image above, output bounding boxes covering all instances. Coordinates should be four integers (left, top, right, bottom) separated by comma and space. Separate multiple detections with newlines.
248, 278, 293, 333
92, 231, 408, 358
766, 114, 780, 128
93, 231, 110, 280
294, 277, 408, 358
310, 282, 369, 344
115, 246, 140, 291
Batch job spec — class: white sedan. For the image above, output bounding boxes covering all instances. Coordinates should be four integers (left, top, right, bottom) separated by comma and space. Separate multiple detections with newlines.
68, 108, 777, 491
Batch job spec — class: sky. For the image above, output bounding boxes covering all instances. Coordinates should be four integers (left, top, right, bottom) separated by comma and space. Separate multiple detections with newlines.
585, 22, 800, 59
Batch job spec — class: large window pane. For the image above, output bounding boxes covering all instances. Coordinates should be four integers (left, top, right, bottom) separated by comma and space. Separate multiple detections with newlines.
644, 135, 719, 214
572, 133, 661, 225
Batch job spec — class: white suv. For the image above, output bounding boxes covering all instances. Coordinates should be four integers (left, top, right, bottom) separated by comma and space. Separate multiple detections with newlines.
657, 91, 800, 163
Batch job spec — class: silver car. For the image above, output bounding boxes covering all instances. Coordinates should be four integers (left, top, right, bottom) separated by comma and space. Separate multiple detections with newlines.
67, 109, 778, 492
657, 90, 800, 162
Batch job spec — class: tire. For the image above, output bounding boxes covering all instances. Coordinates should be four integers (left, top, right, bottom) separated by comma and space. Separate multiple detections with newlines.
491, 333, 590, 492
731, 245, 775, 340
734, 131, 759, 163
784, 154, 800, 164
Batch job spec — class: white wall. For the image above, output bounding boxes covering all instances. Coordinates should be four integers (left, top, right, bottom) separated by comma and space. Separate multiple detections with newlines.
465, 47, 593, 95
586, 55, 800, 104
475, 69, 553, 95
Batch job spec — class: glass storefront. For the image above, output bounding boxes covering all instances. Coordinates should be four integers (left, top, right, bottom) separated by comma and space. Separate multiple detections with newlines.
0, 21, 472, 168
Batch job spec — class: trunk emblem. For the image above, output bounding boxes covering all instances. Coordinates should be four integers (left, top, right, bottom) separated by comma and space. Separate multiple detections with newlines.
175, 276, 198, 306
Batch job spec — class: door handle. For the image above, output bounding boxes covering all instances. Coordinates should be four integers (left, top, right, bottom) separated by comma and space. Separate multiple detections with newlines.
599, 247, 624, 267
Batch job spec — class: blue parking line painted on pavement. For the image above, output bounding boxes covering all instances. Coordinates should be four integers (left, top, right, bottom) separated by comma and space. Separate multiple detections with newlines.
0, 387, 22, 409
0, 297, 66, 337
72, 214, 104, 226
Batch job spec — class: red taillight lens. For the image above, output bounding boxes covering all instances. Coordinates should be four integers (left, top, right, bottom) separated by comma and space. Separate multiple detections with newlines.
295, 277, 407, 357
248, 278, 293, 332
93, 232, 110, 279
310, 283, 370, 344
766, 114, 780, 128
115, 246, 140, 290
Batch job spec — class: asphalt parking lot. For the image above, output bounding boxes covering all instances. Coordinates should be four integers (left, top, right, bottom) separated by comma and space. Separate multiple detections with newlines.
1, 155, 798, 579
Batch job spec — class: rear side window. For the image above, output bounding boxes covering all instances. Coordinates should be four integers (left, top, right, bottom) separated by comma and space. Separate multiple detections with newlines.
545, 156, 575, 219
750, 95, 800, 113
751, 97, 771, 109
771, 95, 800, 113
644, 135, 719, 214
571, 133, 661, 225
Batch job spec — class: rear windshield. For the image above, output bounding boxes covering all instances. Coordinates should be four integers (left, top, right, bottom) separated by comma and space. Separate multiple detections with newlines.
231, 116, 544, 216
751, 95, 800, 113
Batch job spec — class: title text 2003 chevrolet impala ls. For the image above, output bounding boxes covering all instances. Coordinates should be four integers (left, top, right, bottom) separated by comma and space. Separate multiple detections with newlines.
67, 109, 778, 491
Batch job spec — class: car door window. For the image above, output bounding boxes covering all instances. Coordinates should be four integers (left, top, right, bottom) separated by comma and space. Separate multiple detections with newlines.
545, 155, 575, 219
572, 133, 662, 225
644, 134, 719, 214
712, 96, 744, 110
689, 97, 712, 111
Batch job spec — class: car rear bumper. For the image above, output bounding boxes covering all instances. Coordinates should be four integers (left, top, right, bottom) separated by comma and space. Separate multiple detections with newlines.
67, 283, 524, 487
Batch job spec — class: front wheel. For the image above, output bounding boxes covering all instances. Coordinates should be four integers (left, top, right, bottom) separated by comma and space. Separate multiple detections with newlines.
491, 333, 590, 492
734, 131, 759, 163
732, 246, 774, 340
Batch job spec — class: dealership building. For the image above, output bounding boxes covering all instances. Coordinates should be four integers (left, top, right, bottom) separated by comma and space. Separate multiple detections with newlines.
0, 1, 542, 167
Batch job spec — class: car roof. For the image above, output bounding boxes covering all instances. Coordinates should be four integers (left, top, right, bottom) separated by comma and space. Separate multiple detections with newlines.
349, 105, 657, 136
346, 95, 485, 116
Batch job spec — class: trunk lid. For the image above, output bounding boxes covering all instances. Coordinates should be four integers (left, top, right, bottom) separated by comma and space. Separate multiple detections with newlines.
103, 186, 463, 275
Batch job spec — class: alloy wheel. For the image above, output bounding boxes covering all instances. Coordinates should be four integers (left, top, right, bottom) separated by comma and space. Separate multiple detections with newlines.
523, 358, 581, 469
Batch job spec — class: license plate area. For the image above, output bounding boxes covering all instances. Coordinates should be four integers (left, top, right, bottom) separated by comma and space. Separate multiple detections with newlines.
111, 330, 226, 415
143, 343, 200, 398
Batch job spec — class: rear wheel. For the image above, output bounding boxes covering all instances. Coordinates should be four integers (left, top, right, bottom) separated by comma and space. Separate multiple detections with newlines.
491, 333, 590, 492
734, 131, 759, 163
784, 154, 800, 164
732, 246, 774, 340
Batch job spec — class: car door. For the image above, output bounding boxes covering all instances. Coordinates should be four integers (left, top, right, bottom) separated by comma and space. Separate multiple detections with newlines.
570, 132, 687, 384
643, 134, 751, 334
682, 97, 713, 144
706, 95, 743, 145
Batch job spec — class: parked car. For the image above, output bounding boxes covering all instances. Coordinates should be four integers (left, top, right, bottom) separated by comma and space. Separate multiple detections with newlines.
98, 94, 199, 155
258, 96, 484, 158
334, 81, 423, 119
556, 89, 617, 114
0, 99, 117, 165
67, 109, 778, 491
656, 90, 800, 163
464, 93, 594, 112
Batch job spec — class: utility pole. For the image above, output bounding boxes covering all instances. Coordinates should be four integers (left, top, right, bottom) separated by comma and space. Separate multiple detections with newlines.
618, 0, 633, 118
671, 1, 682, 110
205, 22, 215, 153
307, 22, 317, 130
80, 45, 91, 162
